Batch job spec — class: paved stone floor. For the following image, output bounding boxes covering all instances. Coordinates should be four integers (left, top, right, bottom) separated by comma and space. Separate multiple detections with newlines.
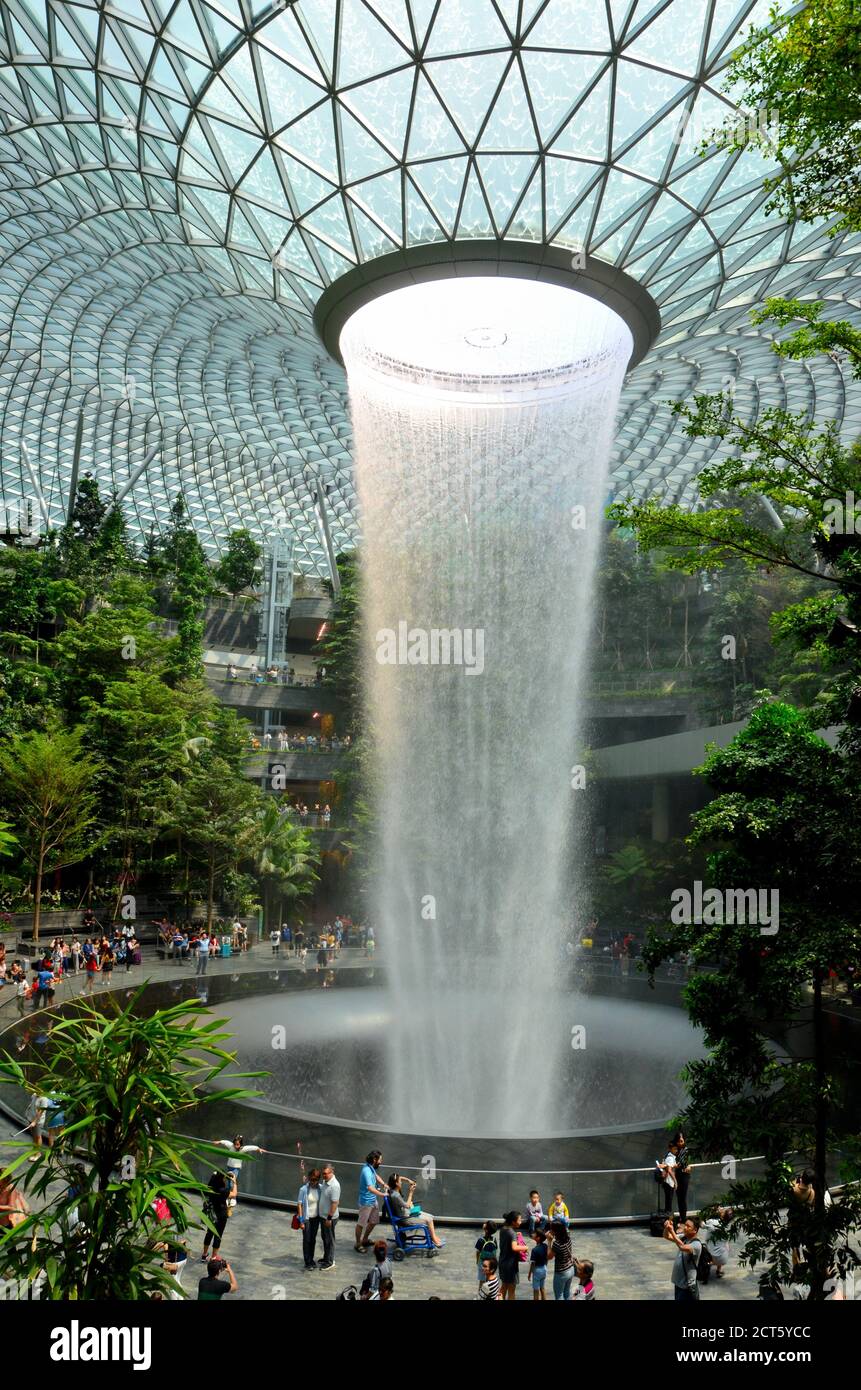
0, 1106, 761, 1301
0, 946, 829, 1300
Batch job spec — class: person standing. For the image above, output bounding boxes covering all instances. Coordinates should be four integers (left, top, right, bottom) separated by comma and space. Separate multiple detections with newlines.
355, 1150, 388, 1251
201, 1170, 235, 1262
672, 1131, 691, 1226
319, 1162, 341, 1271
270, 927, 281, 956
657, 1143, 678, 1220
297, 1168, 323, 1269
547, 1219, 575, 1299
665, 1217, 703, 1301
498, 1210, 528, 1300
216, 1135, 266, 1210
528, 1228, 549, 1300
195, 931, 210, 976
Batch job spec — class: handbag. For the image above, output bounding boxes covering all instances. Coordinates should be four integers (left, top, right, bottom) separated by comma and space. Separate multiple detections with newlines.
292, 1212, 301, 1230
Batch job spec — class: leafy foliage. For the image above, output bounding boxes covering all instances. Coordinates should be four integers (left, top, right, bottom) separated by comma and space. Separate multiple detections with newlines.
719, 0, 861, 234
0, 992, 262, 1299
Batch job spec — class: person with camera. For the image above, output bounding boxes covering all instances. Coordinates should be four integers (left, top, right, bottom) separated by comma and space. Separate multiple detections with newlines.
665, 1216, 703, 1301
197, 1257, 238, 1300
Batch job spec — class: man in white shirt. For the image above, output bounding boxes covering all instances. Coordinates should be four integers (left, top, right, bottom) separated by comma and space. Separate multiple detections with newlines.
318, 1162, 341, 1271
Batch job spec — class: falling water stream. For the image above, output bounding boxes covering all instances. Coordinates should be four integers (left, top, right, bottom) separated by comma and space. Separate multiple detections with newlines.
340, 278, 633, 1135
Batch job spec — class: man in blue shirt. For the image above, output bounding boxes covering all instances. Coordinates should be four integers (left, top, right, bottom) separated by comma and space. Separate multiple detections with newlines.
355, 1150, 388, 1252
33, 967, 55, 1008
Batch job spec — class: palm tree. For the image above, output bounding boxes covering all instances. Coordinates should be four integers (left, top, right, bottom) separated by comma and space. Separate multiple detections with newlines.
252, 801, 320, 932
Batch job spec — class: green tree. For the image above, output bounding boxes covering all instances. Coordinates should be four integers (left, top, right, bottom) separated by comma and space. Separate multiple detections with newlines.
609, 392, 861, 735
0, 992, 261, 1299
643, 700, 861, 1298
717, 0, 861, 233
161, 495, 213, 682
213, 528, 262, 596
0, 726, 103, 940
252, 799, 320, 931
316, 551, 362, 730
81, 671, 213, 919
171, 756, 261, 931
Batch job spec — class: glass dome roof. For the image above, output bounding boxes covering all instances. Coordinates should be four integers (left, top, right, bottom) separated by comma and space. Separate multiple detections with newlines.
0, 0, 859, 572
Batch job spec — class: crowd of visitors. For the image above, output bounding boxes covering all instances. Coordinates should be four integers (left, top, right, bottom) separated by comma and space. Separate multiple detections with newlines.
248, 729, 351, 753
226, 662, 327, 687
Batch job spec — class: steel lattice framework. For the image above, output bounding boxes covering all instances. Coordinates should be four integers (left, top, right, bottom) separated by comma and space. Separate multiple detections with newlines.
0, 0, 859, 572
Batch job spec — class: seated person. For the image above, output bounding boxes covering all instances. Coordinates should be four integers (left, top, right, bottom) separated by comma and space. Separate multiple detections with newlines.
385, 1173, 443, 1248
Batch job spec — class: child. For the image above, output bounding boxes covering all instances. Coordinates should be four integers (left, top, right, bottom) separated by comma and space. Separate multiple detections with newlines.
701, 1207, 732, 1279
524, 1189, 544, 1234
572, 1258, 595, 1299
474, 1220, 497, 1280
528, 1228, 549, 1300
270, 927, 281, 956
548, 1191, 570, 1225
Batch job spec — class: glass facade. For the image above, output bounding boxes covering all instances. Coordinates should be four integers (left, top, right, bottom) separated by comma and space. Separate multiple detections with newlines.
0, 0, 858, 569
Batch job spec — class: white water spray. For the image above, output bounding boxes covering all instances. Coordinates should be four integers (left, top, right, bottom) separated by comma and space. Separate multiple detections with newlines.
341, 277, 632, 1134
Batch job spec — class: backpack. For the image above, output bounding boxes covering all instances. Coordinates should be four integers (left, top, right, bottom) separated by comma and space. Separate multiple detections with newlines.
696, 1243, 714, 1283
360, 1267, 382, 1298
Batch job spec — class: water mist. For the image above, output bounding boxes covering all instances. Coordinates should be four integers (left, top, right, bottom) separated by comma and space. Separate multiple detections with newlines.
340, 277, 632, 1135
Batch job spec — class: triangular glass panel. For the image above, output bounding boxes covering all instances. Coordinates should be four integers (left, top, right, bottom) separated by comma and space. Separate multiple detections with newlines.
526, 0, 610, 52
339, 65, 415, 158
255, 45, 327, 127
276, 100, 339, 182
276, 148, 338, 214
406, 177, 447, 243
229, 203, 264, 249
199, 2, 243, 54
348, 200, 401, 259
199, 73, 260, 129
544, 156, 601, 234
237, 145, 286, 207
551, 71, 611, 160
553, 187, 600, 252
241, 202, 296, 255
455, 162, 493, 238
425, 52, 509, 146
425, 0, 508, 56
338, 105, 398, 182
151, 49, 186, 98
100, 23, 137, 76
53, 17, 89, 63
618, 103, 693, 180
478, 63, 536, 152
349, 168, 404, 238
520, 51, 607, 144
337, 0, 410, 87
363, 1, 413, 46
624, 0, 709, 76
165, 1, 209, 59
407, 74, 465, 159
409, 156, 468, 235
208, 118, 262, 184
506, 164, 543, 240
612, 64, 690, 153
477, 154, 536, 234
295, 0, 338, 80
